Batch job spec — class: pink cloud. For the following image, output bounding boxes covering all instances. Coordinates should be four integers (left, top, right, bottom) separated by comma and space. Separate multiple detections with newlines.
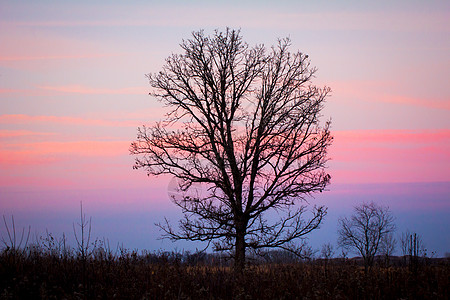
38, 85, 147, 95
0, 114, 137, 128
0, 149, 60, 166
34, 140, 128, 156
0, 174, 74, 190
1, 127, 448, 189
0, 26, 126, 74
5, 20, 151, 27
0, 130, 55, 138
2, 140, 128, 160
0, 53, 121, 62
379, 95, 450, 111
0, 139, 151, 191
0, 89, 21, 94
0, 85, 147, 96
329, 80, 449, 110
0, 139, 130, 186
330, 129, 450, 184
0, 88, 55, 97
4, 8, 446, 32
334, 129, 450, 145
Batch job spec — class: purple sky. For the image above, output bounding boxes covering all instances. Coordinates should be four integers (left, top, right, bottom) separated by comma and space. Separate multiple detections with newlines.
1, 0, 449, 257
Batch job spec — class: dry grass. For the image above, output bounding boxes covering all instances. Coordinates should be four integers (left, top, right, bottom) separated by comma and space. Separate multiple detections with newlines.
1, 247, 448, 299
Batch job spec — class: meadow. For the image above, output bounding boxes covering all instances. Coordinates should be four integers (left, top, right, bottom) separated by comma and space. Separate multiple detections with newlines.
1, 242, 448, 299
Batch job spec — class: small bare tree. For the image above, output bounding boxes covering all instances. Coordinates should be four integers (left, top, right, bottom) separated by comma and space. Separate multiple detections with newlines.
379, 232, 396, 266
1, 215, 31, 254
73, 202, 92, 261
337, 202, 395, 272
320, 242, 334, 277
320, 242, 334, 260
131, 28, 332, 272
401, 231, 425, 258
400, 231, 425, 270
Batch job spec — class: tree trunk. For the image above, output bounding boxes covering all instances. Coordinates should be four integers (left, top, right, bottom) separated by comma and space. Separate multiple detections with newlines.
364, 255, 373, 274
234, 221, 246, 273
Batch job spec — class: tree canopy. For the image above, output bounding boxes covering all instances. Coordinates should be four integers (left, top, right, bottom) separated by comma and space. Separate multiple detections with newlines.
130, 28, 333, 271
338, 201, 396, 271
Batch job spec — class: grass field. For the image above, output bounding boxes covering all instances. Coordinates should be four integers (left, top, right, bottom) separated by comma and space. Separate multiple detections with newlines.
1, 245, 448, 299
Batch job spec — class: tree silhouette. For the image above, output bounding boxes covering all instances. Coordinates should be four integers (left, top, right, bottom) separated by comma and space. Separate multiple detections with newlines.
130, 28, 332, 272
338, 202, 396, 272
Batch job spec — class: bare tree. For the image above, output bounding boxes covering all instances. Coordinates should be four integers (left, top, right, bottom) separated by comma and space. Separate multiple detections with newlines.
320, 242, 334, 277
379, 232, 396, 266
400, 231, 426, 270
320, 242, 334, 260
73, 202, 92, 261
130, 28, 332, 272
400, 231, 425, 258
337, 202, 395, 272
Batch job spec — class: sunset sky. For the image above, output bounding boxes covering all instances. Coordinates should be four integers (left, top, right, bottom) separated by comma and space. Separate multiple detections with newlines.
1, 0, 449, 256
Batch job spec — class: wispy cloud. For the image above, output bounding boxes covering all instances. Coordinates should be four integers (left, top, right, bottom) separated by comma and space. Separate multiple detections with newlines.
0, 88, 34, 95
334, 129, 450, 144
330, 129, 450, 184
0, 114, 138, 127
379, 96, 450, 111
330, 80, 450, 110
22, 140, 128, 156
0, 140, 129, 167
0, 53, 122, 62
1, 85, 148, 97
38, 85, 147, 95
0, 130, 56, 138
0, 88, 57, 97
3, 20, 151, 27
3, 9, 448, 33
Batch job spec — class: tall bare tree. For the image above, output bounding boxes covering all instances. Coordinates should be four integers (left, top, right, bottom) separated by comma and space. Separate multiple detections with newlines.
130, 28, 332, 272
338, 202, 396, 272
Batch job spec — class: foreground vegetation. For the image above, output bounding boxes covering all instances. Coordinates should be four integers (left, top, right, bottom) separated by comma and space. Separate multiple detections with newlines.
1, 245, 448, 299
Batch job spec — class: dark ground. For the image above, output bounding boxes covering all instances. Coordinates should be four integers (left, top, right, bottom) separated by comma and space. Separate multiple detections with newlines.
1, 248, 448, 299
